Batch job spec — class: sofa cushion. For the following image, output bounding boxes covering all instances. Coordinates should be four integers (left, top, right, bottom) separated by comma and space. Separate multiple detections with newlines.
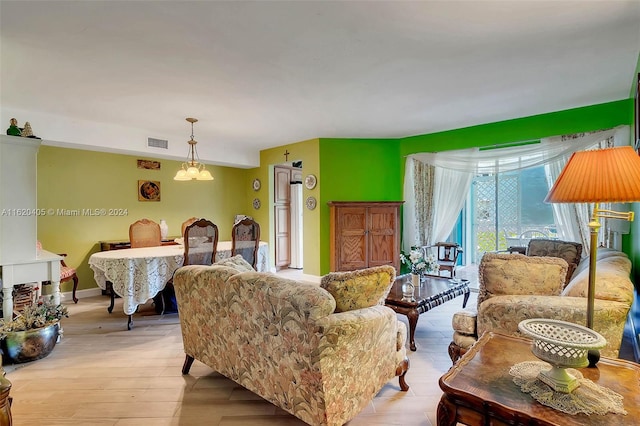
478, 253, 568, 306
452, 331, 478, 350
562, 252, 633, 304
320, 265, 396, 313
527, 239, 582, 265
571, 248, 628, 280
526, 239, 582, 284
213, 254, 256, 272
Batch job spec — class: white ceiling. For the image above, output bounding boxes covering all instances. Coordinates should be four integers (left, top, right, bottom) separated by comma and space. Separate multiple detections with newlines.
1, 1, 639, 168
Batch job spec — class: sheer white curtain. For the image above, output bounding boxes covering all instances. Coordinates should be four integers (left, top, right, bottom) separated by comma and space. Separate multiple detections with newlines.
543, 126, 630, 251
403, 125, 629, 253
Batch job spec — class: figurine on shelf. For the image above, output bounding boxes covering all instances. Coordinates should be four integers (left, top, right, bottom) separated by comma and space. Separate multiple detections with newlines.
6, 118, 21, 136
21, 121, 34, 137
19, 121, 40, 139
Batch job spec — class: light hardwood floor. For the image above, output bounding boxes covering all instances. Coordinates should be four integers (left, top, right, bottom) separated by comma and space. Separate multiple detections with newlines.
4, 272, 477, 426
5, 268, 634, 426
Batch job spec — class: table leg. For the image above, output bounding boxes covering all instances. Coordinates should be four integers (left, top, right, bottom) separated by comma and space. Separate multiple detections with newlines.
462, 289, 470, 308
407, 308, 419, 351
107, 281, 115, 313
436, 395, 458, 426
50, 279, 61, 306
2, 286, 13, 322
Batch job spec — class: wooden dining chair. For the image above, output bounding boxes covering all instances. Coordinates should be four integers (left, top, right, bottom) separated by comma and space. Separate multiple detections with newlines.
231, 217, 260, 269
433, 242, 462, 278
183, 218, 219, 266
129, 219, 161, 248
41, 253, 80, 303
181, 217, 199, 238
156, 219, 218, 315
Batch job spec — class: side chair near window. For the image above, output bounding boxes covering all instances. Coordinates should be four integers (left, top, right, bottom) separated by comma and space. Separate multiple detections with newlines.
129, 219, 161, 248
420, 242, 462, 278
504, 229, 549, 255
231, 217, 260, 269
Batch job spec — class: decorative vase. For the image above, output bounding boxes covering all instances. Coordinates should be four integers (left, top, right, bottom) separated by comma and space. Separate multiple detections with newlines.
160, 219, 169, 240
1, 322, 59, 364
402, 274, 419, 301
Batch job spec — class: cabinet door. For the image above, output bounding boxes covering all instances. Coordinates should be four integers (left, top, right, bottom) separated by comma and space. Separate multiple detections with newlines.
274, 167, 291, 269
367, 206, 399, 269
335, 207, 368, 271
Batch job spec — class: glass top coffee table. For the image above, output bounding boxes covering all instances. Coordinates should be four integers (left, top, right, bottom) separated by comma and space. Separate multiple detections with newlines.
385, 274, 470, 351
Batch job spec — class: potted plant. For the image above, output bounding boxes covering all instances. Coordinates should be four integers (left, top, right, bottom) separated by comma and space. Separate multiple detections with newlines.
0, 295, 68, 364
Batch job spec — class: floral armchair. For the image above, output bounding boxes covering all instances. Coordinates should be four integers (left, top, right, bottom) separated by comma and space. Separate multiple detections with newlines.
449, 248, 633, 363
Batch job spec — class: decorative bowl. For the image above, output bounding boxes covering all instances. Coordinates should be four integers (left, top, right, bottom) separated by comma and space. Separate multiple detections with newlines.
518, 319, 606, 393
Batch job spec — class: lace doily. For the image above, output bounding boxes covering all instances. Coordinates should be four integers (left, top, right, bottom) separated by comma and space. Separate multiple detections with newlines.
509, 361, 627, 416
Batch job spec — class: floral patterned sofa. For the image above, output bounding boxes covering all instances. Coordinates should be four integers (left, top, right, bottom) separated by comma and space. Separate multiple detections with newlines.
173, 257, 409, 426
449, 248, 634, 363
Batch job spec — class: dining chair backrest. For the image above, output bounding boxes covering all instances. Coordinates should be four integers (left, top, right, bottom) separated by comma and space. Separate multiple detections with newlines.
183, 218, 219, 266
231, 217, 260, 269
129, 219, 161, 248
181, 217, 199, 237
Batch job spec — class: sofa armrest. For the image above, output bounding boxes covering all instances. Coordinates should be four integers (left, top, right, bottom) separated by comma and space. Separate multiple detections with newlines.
316, 305, 407, 422
452, 307, 477, 335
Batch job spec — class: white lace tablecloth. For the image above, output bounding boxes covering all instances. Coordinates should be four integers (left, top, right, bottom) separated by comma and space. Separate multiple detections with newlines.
88, 241, 269, 315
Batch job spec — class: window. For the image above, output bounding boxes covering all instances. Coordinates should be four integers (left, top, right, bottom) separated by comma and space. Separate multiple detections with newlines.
469, 166, 556, 263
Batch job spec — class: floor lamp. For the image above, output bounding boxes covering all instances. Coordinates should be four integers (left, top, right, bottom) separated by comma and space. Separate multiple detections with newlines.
545, 146, 640, 364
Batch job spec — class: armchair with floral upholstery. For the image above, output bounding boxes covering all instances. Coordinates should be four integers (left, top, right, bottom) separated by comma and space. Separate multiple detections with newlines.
449, 248, 634, 363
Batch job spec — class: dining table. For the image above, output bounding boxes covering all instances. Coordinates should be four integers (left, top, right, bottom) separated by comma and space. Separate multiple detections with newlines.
88, 241, 269, 329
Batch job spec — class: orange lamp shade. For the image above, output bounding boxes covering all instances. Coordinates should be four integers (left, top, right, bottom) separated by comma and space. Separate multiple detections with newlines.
545, 146, 640, 203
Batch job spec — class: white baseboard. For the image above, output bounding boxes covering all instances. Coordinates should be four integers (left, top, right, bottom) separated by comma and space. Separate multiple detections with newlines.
59, 287, 102, 302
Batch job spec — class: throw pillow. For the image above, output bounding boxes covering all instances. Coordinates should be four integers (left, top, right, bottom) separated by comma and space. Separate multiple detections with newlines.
478, 253, 567, 306
320, 265, 396, 313
213, 254, 256, 272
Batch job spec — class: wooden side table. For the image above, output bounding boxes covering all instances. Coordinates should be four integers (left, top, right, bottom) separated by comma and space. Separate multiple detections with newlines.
438, 332, 640, 425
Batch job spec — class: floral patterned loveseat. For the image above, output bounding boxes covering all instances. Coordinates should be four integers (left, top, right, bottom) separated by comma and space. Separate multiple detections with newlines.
173, 258, 409, 426
449, 248, 634, 363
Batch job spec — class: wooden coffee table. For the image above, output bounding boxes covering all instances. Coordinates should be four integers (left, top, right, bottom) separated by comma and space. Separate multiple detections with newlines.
438, 332, 640, 425
385, 274, 470, 351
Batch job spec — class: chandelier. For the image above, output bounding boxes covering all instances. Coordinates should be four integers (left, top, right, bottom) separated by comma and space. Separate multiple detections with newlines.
173, 117, 214, 181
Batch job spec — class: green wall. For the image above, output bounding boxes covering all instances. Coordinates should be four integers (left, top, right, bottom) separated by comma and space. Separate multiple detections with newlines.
318, 138, 402, 274
37, 146, 249, 295
401, 99, 631, 155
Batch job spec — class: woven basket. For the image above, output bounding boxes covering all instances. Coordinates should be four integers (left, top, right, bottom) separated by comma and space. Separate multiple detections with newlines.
519, 319, 606, 368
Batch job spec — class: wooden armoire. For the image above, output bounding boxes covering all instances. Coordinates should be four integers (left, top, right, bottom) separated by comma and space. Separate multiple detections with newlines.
328, 201, 402, 272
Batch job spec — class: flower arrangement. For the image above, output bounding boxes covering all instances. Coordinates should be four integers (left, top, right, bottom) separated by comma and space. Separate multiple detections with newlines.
400, 248, 439, 275
0, 295, 68, 337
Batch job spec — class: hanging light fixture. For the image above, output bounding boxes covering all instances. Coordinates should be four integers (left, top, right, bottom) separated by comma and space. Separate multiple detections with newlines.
174, 117, 214, 181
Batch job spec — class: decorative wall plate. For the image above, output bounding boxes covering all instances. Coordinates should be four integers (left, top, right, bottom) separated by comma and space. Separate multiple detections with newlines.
306, 196, 317, 210
252, 198, 261, 209
304, 174, 317, 190
252, 178, 261, 191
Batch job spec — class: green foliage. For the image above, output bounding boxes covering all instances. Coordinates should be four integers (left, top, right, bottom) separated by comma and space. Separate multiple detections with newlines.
0, 296, 68, 337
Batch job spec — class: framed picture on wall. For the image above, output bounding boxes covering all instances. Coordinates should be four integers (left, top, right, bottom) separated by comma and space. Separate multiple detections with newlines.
138, 180, 161, 201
